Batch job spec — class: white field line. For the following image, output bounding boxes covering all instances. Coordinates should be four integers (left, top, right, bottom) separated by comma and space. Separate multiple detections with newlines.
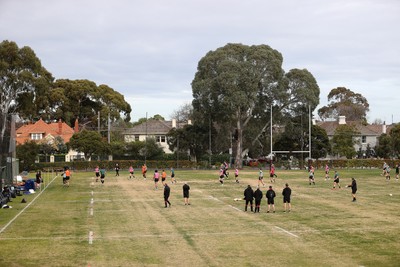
0, 174, 58, 234
274, 226, 299, 238
228, 205, 242, 212
89, 231, 94, 244
90, 207, 93, 216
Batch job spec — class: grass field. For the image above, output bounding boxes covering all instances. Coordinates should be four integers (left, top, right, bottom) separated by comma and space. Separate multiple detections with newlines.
0, 167, 399, 267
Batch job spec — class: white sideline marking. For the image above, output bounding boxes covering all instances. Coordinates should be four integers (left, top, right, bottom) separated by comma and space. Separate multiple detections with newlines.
91, 191, 94, 196
90, 198, 94, 204
89, 231, 94, 244
90, 208, 93, 216
228, 205, 242, 212
0, 175, 58, 234
274, 226, 299, 238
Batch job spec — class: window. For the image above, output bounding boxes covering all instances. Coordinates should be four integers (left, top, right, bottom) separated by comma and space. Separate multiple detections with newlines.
361, 136, 366, 143
135, 135, 140, 141
31, 133, 43, 140
156, 135, 166, 143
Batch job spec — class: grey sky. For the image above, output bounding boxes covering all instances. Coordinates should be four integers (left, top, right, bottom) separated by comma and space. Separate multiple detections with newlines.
1, 0, 399, 123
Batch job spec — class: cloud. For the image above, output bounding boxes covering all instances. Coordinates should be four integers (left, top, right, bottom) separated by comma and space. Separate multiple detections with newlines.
1, 0, 399, 123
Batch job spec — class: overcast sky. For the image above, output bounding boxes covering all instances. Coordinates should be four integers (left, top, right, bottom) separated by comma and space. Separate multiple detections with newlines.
1, 0, 399, 123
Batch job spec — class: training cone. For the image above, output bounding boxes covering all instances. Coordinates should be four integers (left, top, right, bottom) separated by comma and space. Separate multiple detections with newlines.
21, 198, 27, 203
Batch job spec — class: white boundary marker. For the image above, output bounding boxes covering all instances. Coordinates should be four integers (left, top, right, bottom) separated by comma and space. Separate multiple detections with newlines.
274, 226, 299, 238
228, 205, 242, 212
0, 174, 58, 234
89, 231, 94, 244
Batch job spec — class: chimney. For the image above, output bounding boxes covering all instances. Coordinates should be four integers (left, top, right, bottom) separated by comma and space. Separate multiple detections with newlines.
58, 119, 62, 134
382, 121, 386, 134
172, 118, 176, 128
188, 119, 192, 125
338, 116, 346, 125
74, 118, 79, 133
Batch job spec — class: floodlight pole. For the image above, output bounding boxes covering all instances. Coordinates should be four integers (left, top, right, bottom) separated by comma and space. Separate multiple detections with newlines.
309, 105, 312, 159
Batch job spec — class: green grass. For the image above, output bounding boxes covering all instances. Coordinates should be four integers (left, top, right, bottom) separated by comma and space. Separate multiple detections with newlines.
0, 168, 399, 266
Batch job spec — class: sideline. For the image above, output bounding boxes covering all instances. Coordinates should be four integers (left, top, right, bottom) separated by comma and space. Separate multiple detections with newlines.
274, 226, 299, 238
0, 174, 58, 234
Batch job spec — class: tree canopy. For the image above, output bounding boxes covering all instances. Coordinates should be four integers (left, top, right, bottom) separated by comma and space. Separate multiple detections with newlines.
192, 43, 319, 167
318, 87, 369, 122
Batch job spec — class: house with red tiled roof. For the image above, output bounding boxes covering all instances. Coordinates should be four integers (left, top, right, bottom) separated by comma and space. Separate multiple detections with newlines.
16, 118, 78, 145
16, 118, 81, 162
317, 116, 393, 157
121, 119, 191, 153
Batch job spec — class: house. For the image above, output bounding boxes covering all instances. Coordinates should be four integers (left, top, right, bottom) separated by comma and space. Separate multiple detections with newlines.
316, 116, 393, 157
122, 119, 191, 153
16, 118, 81, 162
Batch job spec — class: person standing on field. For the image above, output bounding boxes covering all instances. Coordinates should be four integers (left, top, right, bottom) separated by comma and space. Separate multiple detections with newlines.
234, 167, 239, 183
269, 164, 277, 183
161, 169, 167, 185
266, 185, 276, 213
115, 163, 120, 176
243, 185, 254, 212
395, 163, 399, 181
164, 183, 171, 208
170, 167, 176, 184
95, 165, 100, 182
347, 178, 357, 202
129, 165, 135, 179
142, 164, 147, 180
333, 170, 341, 189
258, 168, 265, 187
325, 164, 330, 180
100, 167, 106, 184
308, 165, 315, 185
219, 168, 225, 186
183, 182, 190, 205
282, 183, 291, 212
253, 186, 263, 213
154, 169, 160, 190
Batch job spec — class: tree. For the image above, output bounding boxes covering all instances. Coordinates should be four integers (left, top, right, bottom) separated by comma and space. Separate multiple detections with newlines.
375, 133, 392, 159
68, 130, 109, 160
389, 123, 400, 158
331, 124, 360, 159
318, 87, 369, 122
0, 40, 53, 168
170, 103, 193, 123
16, 141, 39, 171
47, 79, 131, 128
167, 124, 209, 162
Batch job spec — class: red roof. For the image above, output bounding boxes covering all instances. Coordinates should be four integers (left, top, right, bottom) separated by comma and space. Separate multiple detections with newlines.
16, 118, 77, 145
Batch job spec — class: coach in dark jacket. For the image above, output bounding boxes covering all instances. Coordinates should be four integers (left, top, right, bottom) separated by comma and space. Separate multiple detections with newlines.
243, 185, 254, 212
253, 186, 263, 213
164, 183, 171, 208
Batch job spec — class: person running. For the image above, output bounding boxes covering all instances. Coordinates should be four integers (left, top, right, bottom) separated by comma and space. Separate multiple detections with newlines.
222, 161, 229, 178
269, 164, 276, 183
282, 183, 292, 212
142, 164, 147, 180
170, 167, 176, 184
395, 163, 399, 181
347, 177, 357, 202
382, 162, 388, 176
333, 170, 341, 189
35, 170, 42, 189
258, 168, 265, 187
100, 167, 106, 184
95, 165, 100, 182
234, 167, 239, 183
183, 182, 190, 205
129, 165, 135, 179
219, 168, 225, 186
253, 186, 263, 213
161, 169, 167, 185
64, 168, 71, 187
385, 165, 391, 181
308, 165, 315, 185
164, 183, 171, 208
266, 185, 276, 213
153, 169, 160, 190
325, 164, 330, 180
243, 185, 254, 212
115, 163, 120, 176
